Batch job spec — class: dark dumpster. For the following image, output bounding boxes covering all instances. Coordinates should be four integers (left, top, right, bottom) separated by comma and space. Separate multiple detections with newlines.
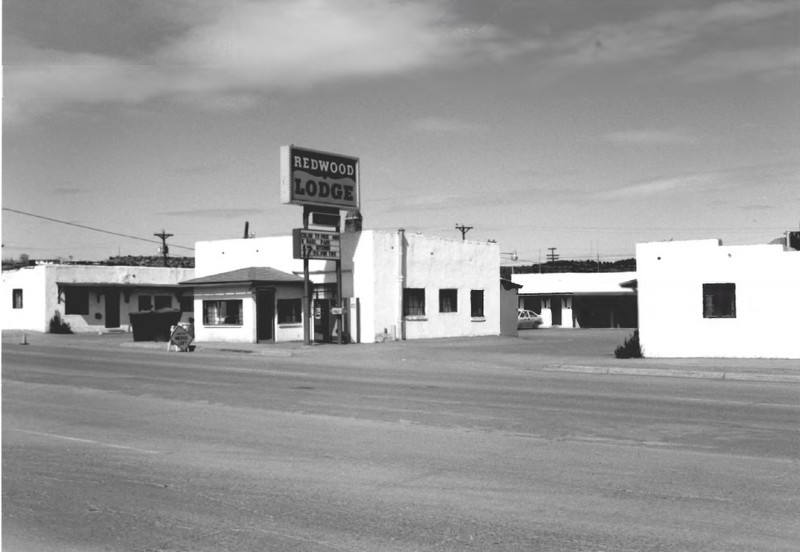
129, 309, 183, 342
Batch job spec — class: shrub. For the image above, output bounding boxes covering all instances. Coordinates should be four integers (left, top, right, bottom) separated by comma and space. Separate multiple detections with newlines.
615, 330, 642, 359
49, 313, 73, 334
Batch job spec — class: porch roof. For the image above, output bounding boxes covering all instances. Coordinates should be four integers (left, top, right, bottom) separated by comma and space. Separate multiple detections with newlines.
180, 267, 304, 286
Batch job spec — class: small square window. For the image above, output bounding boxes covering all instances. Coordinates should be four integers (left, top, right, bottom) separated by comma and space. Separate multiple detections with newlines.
470, 289, 484, 318
138, 295, 153, 311
154, 295, 172, 310
12, 289, 23, 309
403, 288, 426, 316
277, 298, 302, 324
439, 289, 458, 313
703, 283, 736, 318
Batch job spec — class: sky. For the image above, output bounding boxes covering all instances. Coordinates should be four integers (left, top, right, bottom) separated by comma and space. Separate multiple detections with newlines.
2, 0, 799, 265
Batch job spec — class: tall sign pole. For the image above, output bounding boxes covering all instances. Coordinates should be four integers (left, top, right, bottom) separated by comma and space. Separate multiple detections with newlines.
302, 209, 311, 346
282, 145, 359, 346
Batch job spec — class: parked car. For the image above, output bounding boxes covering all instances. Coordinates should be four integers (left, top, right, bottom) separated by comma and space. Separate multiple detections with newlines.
517, 309, 543, 330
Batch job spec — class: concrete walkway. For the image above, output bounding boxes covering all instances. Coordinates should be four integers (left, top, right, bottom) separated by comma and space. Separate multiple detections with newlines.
4, 329, 799, 384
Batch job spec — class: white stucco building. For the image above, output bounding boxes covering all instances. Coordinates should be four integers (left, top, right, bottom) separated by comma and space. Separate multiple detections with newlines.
636, 239, 800, 359
2, 263, 195, 333
185, 229, 510, 344
511, 271, 637, 328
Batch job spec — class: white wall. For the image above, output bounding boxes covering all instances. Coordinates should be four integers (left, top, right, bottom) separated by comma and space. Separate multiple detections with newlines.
637, 239, 800, 358
193, 286, 255, 343
2, 265, 48, 331
2, 264, 194, 333
195, 236, 335, 284
192, 230, 502, 344
378, 231, 501, 341
193, 285, 305, 344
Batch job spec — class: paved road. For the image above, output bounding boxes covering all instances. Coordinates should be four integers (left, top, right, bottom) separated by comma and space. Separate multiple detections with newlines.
3, 334, 799, 551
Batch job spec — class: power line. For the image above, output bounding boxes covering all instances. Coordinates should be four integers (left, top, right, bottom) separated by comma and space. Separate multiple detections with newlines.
2, 207, 195, 251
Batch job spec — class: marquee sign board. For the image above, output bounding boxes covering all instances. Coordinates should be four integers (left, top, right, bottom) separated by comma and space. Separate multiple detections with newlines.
293, 228, 341, 260
280, 145, 360, 211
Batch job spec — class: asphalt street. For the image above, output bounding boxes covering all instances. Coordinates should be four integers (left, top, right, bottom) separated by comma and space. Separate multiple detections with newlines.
3, 330, 799, 551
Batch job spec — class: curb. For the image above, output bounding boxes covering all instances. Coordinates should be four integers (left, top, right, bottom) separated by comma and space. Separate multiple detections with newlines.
546, 365, 800, 384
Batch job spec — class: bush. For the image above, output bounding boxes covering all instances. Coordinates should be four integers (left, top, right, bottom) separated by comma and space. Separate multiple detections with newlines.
615, 330, 642, 358
49, 313, 73, 334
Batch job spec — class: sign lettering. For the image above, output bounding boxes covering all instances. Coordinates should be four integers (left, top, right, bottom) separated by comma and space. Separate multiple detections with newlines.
293, 229, 341, 260
281, 145, 360, 210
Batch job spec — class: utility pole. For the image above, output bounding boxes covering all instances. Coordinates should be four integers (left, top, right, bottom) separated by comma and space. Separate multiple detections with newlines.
455, 223, 473, 240
547, 247, 559, 263
154, 229, 173, 267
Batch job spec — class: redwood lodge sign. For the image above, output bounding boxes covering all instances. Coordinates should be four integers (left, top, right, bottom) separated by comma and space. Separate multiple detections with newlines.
281, 145, 360, 210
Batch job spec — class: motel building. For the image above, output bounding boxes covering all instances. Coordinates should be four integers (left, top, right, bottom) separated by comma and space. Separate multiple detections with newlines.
636, 238, 800, 359
511, 271, 638, 329
2, 263, 195, 334
181, 228, 515, 345
179, 144, 515, 345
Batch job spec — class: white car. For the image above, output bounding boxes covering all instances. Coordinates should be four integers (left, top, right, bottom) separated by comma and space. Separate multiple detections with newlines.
517, 309, 543, 330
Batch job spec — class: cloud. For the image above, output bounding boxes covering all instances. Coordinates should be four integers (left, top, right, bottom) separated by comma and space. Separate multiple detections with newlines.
596, 161, 800, 201
675, 47, 800, 82
548, 0, 798, 78
407, 116, 486, 133
599, 172, 723, 200
4, 0, 534, 122
603, 128, 696, 146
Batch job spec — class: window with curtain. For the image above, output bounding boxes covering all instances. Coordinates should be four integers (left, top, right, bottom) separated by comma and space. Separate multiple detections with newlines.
403, 288, 426, 316
702, 283, 736, 318
203, 300, 243, 325
439, 289, 457, 313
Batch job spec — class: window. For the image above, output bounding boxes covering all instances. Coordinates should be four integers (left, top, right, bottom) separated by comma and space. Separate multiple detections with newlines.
703, 283, 736, 318
12, 289, 23, 309
470, 289, 484, 318
277, 298, 302, 324
138, 295, 153, 311
154, 295, 172, 310
64, 288, 89, 315
203, 300, 243, 325
403, 288, 426, 316
439, 289, 457, 313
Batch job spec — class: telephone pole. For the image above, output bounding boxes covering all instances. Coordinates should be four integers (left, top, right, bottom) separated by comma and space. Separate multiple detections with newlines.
547, 247, 559, 263
455, 223, 473, 241
154, 229, 173, 267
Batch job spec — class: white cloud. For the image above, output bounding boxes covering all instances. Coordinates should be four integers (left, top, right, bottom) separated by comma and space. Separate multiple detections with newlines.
4, 0, 535, 122
600, 173, 722, 199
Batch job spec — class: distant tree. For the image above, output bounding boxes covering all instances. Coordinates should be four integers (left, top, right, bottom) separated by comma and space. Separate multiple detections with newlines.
501, 258, 636, 279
